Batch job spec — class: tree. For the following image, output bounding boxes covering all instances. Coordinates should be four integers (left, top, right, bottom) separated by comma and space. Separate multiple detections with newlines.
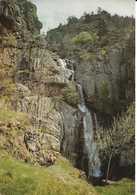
83, 12, 91, 23
97, 103, 135, 183
72, 31, 97, 45
67, 16, 78, 25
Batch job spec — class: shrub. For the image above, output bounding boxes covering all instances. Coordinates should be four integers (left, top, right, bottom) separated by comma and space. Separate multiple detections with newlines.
100, 47, 108, 57
99, 81, 109, 99
72, 31, 97, 45
97, 103, 135, 182
0, 64, 16, 100
80, 51, 97, 61
62, 82, 80, 107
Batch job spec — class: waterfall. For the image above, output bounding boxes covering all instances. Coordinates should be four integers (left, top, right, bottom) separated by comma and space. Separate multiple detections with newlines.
58, 58, 74, 81
77, 84, 101, 178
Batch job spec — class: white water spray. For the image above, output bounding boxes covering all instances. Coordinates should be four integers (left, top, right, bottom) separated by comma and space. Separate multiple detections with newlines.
58, 59, 74, 81
77, 84, 101, 178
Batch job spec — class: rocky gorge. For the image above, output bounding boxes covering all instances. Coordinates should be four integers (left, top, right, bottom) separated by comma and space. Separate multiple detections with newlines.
0, 0, 135, 194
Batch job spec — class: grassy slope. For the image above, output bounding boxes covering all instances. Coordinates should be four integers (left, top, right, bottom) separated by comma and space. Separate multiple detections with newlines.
0, 152, 134, 195
0, 105, 97, 195
96, 179, 135, 195
0, 104, 134, 195
0, 151, 97, 195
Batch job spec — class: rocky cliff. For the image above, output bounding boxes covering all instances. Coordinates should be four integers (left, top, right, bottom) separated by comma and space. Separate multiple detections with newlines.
0, 0, 135, 189
47, 11, 135, 121
0, 0, 82, 168
47, 10, 135, 177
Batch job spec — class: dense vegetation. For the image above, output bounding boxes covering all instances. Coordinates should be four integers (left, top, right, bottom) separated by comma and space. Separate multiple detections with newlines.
47, 8, 134, 59
97, 103, 135, 182
47, 8, 135, 116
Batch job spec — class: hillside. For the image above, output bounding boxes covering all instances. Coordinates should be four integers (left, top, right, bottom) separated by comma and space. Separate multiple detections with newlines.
47, 10, 135, 118
0, 1, 135, 195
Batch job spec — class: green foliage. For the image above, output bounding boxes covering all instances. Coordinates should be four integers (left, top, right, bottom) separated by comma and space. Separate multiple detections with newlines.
47, 11, 134, 60
72, 32, 97, 45
100, 47, 108, 57
97, 103, 135, 164
18, 0, 42, 33
62, 82, 80, 107
0, 37, 17, 101
99, 81, 109, 99
0, 106, 30, 127
99, 104, 135, 153
80, 51, 97, 61
0, 62, 16, 100
96, 179, 134, 195
0, 152, 97, 195
0, 103, 31, 162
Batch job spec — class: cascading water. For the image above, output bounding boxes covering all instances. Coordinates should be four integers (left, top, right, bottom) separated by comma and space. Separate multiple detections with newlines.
58, 58, 101, 178
58, 59, 74, 82
77, 84, 102, 178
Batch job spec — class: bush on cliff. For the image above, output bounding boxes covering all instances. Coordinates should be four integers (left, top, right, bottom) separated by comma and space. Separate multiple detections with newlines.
72, 31, 98, 45
62, 82, 80, 107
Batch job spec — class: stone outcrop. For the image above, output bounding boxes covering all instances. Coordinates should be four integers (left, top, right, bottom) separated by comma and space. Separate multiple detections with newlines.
0, 0, 80, 167
75, 38, 135, 117
0, 0, 42, 34
0, 36, 79, 167
75, 47, 126, 115
16, 94, 63, 152
59, 102, 80, 165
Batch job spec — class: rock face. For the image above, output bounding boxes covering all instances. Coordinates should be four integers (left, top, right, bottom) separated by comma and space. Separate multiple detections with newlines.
16, 48, 73, 87
0, 43, 79, 167
0, 0, 42, 34
16, 94, 63, 152
0, 0, 81, 167
59, 102, 80, 164
15, 44, 77, 154
75, 47, 126, 115
47, 12, 135, 118
75, 37, 135, 118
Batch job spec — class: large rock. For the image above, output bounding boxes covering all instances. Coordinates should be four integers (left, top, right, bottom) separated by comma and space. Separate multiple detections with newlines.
75, 46, 132, 116
59, 102, 81, 165
75, 47, 123, 99
16, 48, 74, 89
16, 95, 63, 152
